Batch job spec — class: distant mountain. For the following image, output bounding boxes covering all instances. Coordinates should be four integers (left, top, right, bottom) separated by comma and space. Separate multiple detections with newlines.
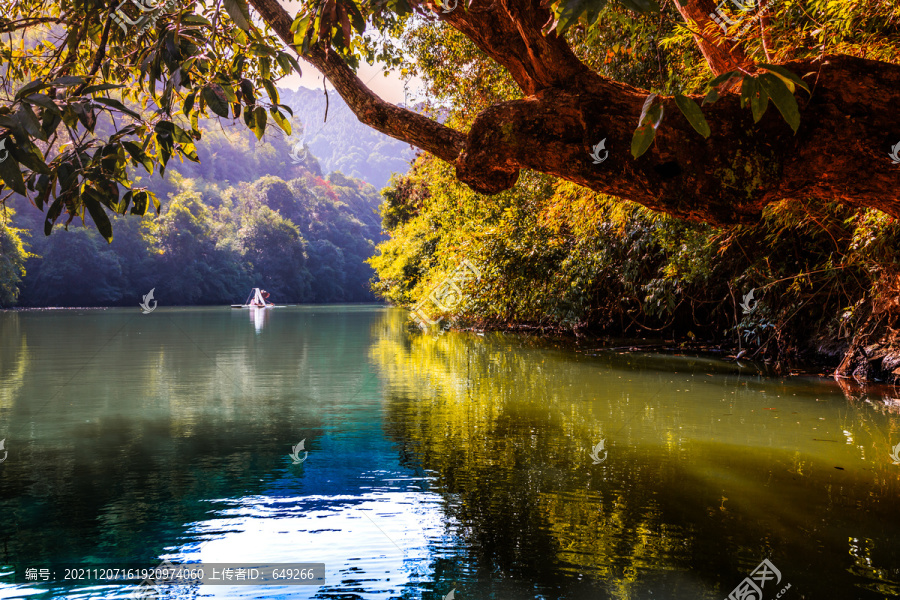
280, 87, 416, 189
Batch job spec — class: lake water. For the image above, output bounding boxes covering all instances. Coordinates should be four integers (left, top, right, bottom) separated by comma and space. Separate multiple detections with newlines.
1, 306, 899, 599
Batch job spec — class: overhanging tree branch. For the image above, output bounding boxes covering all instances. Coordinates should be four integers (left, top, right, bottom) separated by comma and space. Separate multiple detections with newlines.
247, 0, 466, 164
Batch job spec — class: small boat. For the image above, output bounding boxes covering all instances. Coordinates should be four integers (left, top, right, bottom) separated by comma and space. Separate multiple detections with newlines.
232, 287, 277, 308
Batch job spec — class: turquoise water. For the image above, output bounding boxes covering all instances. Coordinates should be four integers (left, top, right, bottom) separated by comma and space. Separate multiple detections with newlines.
0, 306, 899, 599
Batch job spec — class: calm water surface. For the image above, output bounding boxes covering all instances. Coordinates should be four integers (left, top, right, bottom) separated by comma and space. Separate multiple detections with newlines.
1, 306, 899, 599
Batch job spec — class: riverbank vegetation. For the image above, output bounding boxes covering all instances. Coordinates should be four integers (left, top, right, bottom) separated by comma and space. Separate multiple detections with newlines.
368, 0, 900, 382
2, 162, 384, 306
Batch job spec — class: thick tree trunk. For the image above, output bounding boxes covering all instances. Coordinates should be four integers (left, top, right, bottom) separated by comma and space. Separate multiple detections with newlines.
249, 0, 900, 226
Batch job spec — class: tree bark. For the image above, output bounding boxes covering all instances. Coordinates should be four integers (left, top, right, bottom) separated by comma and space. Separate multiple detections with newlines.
249, 0, 900, 225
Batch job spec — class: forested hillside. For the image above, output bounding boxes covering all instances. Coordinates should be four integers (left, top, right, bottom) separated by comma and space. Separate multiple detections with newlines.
0, 115, 387, 307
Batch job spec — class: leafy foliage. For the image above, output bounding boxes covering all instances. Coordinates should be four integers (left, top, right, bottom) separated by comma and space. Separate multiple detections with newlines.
2, 141, 385, 306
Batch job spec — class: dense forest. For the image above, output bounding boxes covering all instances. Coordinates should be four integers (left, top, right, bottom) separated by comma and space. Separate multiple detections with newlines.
366, 0, 900, 383
1, 0, 899, 382
0, 99, 393, 307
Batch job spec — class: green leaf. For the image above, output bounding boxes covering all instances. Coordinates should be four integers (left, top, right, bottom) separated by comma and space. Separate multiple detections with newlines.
181, 142, 199, 162
35, 173, 54, 210
22, 93, 60, 116
631, 93, 664, 158
81, 83, 126, 94
706, 70, 740, 90
49, 75, 86, 87
44, 195, 65, 235
270, 107, 291, 135
345, 1, 366, 33
83, 192, 114, 243
251, 106, 267, 140
123, 141, 153, 172
16, 105, 47, 141
749, 80, 769, 123
181, 14, 212, 26
130, 189, 149, 215
276, 52, 303, 77
758, 63, 810, 93
262, 79, 280, 105
757, 73, 800, 133
739, 75, 756, 109
702, 89, 719, 106
91, 97, 142, 119
15, 79, 48, 99
182, 91, 196, 115
547, 0, 608, 35
0, 147, 27, 195
72, 102, 96, 132
222, 0, 252, 31
674, 93, 710, 138
639, 93, 664, 129
631, 123, 656, 158
9, 140, 50, 174
202, 84, 230, 118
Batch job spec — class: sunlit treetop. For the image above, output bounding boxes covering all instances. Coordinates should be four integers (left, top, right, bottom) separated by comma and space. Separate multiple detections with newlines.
0, 0, 898, 240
